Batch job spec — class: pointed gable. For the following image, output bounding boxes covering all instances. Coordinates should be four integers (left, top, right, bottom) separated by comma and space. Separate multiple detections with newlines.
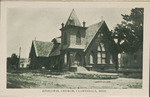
51, 37, 61, 44
65, 9, 81, 27
33, 40, 54, 57
84, 21, 106, 51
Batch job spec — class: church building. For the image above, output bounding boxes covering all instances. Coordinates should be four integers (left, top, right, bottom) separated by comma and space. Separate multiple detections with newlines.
29, 9, 115, 71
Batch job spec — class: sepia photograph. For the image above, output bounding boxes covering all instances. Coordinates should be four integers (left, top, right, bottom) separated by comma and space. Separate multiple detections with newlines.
6, 7, 143, 89
0, 1, 149, 97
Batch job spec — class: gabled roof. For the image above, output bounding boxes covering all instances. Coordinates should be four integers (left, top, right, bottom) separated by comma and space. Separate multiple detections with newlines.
84, 21, 105, 51
33, 40, 54, 57
50, 44, 61, 56
65, 9, 82, 27
51, 37, 61, 44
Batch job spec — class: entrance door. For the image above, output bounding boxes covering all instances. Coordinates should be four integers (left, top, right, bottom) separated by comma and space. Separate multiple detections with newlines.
75, 53, 82, 66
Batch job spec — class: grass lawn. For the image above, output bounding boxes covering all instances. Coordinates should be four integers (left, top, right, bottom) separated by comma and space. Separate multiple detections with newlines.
7, 70, 142, 89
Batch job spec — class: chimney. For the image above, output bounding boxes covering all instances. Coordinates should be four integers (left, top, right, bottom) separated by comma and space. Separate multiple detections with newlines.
83, 21, 86, 27
61, 23, 64, 28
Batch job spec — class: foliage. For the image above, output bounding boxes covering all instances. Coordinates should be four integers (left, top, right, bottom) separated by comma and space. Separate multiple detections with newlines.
8, 53, 19, 69
112, 8, 144, 54
11, 53, 18, 65
108, 8, 143, 70
66, 73, 118, 79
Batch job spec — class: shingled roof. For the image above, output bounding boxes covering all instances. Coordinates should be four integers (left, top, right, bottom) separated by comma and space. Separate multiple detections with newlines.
84, 21, 105, 51
65, 9, 82, 27
33, 40, 54, 57
50, 44, 61, 57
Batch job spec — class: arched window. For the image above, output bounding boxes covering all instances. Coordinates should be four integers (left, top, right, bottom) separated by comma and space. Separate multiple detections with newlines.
76, 31, 81, 45
98, 46, 101, 51
97, 42, 106, 64
100, 43, 105, 51
90, 52, 94, 64
64, 53, 67, 65
64, 32, 67, 44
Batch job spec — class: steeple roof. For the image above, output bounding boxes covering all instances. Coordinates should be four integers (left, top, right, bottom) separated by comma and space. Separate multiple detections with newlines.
65, 9, 82, 27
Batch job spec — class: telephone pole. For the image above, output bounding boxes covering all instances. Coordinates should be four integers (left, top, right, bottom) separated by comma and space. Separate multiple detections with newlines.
17, 47, 21, 69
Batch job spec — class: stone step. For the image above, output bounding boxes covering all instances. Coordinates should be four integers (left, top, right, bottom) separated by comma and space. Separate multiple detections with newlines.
77, 66, 88, 72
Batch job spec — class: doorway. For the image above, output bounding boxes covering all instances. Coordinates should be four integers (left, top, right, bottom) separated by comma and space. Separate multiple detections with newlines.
75, 53, 82, 66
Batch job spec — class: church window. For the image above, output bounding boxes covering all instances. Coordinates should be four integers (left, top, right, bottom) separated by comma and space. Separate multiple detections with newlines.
97, 42, 106, 64
64, 53, 67, 65
100, 43, 105, 51
90, 52, 94, 64
98, 46, 101, 51
76, 31, 81, 45
97, 52, 101, 64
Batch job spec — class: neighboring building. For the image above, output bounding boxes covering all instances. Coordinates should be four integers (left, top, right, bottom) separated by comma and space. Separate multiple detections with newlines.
29, 40, 54, 69
120, 48, 143, 69
29, 9, 115, 71
19, 58, 30, 68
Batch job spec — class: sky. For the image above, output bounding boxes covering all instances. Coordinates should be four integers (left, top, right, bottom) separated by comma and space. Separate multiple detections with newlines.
7, 8, 132, 58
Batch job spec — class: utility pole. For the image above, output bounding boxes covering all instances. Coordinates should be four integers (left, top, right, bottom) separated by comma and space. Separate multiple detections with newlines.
17, 47, 21, 69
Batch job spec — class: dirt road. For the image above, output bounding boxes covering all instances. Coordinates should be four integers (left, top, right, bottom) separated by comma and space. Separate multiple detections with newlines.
7, 71, 142, 89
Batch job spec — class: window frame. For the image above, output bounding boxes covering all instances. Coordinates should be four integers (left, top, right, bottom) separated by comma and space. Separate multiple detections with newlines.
76, 31, 81, 45
97, 42, 106, 64
90, 52, 94, 64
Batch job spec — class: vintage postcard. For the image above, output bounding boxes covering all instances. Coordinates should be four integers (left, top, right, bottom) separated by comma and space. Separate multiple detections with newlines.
0, 1, 149, 97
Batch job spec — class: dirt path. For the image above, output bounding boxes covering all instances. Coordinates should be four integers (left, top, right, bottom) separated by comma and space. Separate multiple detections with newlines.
7, 72, 142, 89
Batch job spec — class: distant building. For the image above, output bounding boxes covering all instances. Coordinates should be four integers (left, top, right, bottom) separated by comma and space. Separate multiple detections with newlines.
29, 9, 115, 71
29, 41, 53, 69
119, 48, 143, 69
19, 58, 30, 68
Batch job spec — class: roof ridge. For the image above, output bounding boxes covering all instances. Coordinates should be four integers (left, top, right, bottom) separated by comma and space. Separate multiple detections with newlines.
33, 40, 52, 43
84, 21, 105, 52
87, 20, 104, 28
33, 40, 54, 57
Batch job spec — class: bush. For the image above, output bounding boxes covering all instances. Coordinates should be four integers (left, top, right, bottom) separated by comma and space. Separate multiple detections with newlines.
66, 73, 118, 79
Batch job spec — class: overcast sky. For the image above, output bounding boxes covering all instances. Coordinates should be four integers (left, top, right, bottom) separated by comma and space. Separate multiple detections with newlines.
7, 8, 132, 58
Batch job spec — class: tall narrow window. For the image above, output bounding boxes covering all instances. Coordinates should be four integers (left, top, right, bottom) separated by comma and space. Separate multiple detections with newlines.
64, 53, 67, 64
97, 52, 101, 64
90, 52, 94, 64
64, 32, 67, 44
97, 42, 106, 64
76, 31, 81, 45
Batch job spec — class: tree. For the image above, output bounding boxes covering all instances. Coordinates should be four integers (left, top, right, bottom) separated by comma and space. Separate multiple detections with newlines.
10, 53, 19, 69
111, 8, 144, 70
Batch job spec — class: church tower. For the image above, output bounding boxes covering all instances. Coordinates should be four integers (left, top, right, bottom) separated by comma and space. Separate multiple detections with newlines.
60, 9, 87, 71
60, 9, 87, 50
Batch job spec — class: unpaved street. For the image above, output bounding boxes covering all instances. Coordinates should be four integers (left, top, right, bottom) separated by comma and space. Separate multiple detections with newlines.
7, 71, 142, 89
